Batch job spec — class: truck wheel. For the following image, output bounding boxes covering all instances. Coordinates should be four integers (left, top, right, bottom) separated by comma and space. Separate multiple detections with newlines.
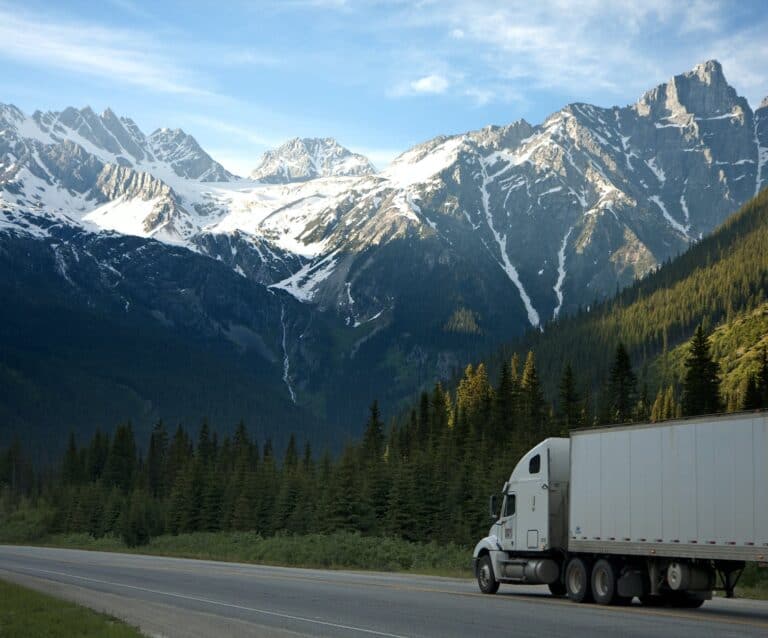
548, 581, 567, 597
591, 559, 619, 605
565, 557, 593, 603
476, 555, 499, 594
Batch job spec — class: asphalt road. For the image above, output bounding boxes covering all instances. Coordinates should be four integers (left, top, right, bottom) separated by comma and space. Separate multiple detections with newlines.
1, 546, 767, 638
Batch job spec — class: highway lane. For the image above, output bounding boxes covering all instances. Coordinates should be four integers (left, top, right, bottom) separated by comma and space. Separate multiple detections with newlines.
1, 546, 767, 637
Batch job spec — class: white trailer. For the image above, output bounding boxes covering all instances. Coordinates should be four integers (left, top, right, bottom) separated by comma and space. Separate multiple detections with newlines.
472, 411, 768, 607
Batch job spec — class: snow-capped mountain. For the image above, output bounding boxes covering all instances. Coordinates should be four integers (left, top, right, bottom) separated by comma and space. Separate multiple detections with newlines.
1, 60, 767, 440
250, 137, 376, 183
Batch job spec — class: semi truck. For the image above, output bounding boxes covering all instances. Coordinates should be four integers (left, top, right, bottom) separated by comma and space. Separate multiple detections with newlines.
472, 411, 768, 607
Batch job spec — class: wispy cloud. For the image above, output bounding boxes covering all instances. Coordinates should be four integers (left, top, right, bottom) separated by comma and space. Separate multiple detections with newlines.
0, 5, 210, 97
185, 115, 282, 148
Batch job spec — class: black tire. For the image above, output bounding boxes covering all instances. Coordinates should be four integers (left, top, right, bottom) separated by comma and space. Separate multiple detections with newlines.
591, 559, 619, 605
476, 555, 499, 594
548, 580, 567, 597
565, 557, 593, 603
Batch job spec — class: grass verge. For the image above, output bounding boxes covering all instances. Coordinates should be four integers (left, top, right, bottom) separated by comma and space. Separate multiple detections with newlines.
41, 531, 474, 578
0, 578, 142, 637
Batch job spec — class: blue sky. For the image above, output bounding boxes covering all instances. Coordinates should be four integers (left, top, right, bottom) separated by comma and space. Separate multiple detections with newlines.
1, 0, 766, 175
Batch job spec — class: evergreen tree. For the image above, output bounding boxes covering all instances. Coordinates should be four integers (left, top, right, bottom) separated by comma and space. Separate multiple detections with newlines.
742, 375, 764, 410
520, 351, 546, 437
558, 362, 580, 430
284, 434, 299, 470
87, 429, 109, 482
361, 401, 385, 464
493, 361, 516, 440
62, 432, 82, 485
607, 343, 637, 423
103, 424, 136, 492
681, 325, 722, 416
201, 469, 224, 532
759, 349, 768, 406
121, 490, 151, 547
147, 421, 168, 499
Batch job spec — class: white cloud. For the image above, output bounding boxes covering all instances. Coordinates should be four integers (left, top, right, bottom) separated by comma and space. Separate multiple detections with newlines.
463, 87, 495, 106
409, 74, 450, 94
0, 6, 210, 97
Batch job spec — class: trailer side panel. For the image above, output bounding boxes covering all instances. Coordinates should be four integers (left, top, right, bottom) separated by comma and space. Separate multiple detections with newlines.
568, 413, 768, 562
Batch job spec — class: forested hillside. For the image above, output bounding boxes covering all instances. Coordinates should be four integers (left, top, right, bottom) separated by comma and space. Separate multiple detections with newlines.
499, 187, 768, 404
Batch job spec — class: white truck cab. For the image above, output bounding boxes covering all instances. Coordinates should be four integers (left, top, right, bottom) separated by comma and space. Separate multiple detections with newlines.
472, 438, 570, 595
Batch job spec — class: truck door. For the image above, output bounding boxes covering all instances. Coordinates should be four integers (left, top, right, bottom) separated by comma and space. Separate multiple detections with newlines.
499, 492, 517, 552
519, 451, 549, 551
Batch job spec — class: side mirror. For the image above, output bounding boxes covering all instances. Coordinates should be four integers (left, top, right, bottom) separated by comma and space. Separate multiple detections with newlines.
489, 494, 498, 522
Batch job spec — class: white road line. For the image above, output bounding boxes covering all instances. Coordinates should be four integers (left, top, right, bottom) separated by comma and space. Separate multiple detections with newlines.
9, 565, 410, 638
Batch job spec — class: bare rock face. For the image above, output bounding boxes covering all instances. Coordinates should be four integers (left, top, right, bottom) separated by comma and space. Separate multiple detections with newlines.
251, 137, 376, 183
148, 128, 235, 181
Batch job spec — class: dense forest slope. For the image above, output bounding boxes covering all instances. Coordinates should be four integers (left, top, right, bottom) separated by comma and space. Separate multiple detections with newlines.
499, 187, 768, 402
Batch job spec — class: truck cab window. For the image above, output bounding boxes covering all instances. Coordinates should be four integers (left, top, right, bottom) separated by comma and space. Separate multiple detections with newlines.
504, 494, 516, 517
529, 454, 540, 474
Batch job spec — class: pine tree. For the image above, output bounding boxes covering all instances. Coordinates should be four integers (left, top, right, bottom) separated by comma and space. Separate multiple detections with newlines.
147, 421, 168, 499
121, 490, 151, 547
165, 426, 192, 496
607, 343, 637, 423
284, 434, 299, 470
520, 351, 546, 437
493, 361, 516, 440
62, 432, 82, 485
201, 469, 224, 532
759, 349, 768, 406
361, 401, 385, 464
103, 424, 136, 492
87, 429, 109, 482
742, 375, 764, 410
650, 388, 665, 422
558, 362, 580, 430
681, 325, 722, 416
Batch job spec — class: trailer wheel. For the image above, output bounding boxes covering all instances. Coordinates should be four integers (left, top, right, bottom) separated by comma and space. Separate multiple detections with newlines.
476, 555, 499, 594
591, 559, 619, 605
565, 557, 593, 603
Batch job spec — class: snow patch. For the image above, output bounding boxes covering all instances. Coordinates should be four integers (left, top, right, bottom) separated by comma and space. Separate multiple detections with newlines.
553, 226, 573, 319
646, 157, 666, 183
271, 250, 339, 302
479, 158, 540, 328
650, 195, 689, 237
280, 304, 296, 403
384, 137, 463, 187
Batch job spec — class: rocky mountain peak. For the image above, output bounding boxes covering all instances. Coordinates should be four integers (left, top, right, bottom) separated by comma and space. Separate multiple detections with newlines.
635, 59, 745, 120
251, 137, 375, 183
